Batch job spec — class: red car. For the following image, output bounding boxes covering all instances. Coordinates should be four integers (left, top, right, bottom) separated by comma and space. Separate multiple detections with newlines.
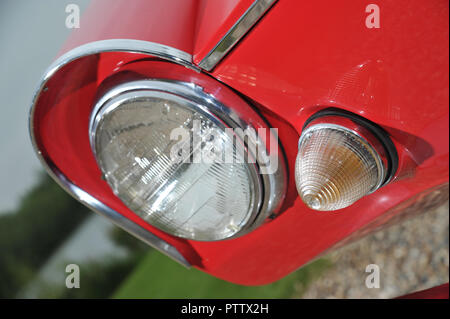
29, 0, 449, 287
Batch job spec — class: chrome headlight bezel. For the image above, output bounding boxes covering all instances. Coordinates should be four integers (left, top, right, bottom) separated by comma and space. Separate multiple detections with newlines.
88, 79, 287, 240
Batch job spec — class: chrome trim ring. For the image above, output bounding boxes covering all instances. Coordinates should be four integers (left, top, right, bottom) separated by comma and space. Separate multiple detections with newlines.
198, 0, 277, 71
44, 39, 200, 77
29, 40, 200, 267
88, 79, 287, 240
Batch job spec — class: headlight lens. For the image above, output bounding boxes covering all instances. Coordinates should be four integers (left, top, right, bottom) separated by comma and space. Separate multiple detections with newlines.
90, 80, 285, 241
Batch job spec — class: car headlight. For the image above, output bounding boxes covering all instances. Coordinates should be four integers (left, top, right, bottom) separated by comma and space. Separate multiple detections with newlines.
89, 79, 286, 241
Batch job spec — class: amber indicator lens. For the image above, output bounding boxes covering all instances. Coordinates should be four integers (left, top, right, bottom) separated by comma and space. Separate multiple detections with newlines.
295, 123, 386, 211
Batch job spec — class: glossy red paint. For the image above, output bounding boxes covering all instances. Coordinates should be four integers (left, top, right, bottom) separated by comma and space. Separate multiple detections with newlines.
31, 0, 449, 285
61, 0, 254, 59
205, 0, 449, 284
397, 283, 449, 299
60, 0, 198, 54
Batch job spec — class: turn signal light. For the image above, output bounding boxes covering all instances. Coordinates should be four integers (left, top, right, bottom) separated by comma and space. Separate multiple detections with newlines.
295, 109, 397, 211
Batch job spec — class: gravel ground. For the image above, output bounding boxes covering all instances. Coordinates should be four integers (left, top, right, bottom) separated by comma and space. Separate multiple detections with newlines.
294, 201, 449, 299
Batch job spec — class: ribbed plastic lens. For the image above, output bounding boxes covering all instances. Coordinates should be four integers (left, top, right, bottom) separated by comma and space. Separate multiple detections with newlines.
295, 125, 384, 211
93, 95, 259, 241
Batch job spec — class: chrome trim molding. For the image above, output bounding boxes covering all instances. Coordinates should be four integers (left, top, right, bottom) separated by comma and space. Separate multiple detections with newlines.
198, 0, 277, 71
88, 79, 287, 240
52, 167, 191, 267
44, 39, 200, 79
29, 39, 200, 267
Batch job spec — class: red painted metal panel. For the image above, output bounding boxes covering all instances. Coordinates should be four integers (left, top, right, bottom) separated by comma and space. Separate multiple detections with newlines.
203, 0, 449, 284
60, 0, 198, 55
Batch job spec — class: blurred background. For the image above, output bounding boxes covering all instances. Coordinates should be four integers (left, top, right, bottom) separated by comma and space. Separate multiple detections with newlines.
0, 0, 448, 299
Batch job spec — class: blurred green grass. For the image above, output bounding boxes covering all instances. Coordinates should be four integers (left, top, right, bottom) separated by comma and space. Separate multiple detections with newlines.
113, 251, 332, 299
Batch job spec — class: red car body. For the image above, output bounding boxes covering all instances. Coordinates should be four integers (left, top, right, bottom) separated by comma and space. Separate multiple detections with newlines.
30, 0, 449, 285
